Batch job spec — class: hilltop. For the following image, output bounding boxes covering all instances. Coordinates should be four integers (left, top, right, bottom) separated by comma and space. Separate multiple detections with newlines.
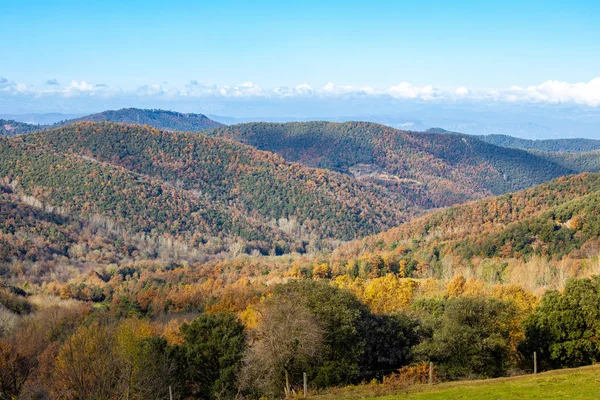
207, 121, 600, 207
0, 119, 42, 136
56, 108, 224, 131
1, 122, 417, 257
0, 108, 223, 136
476, 133, 600, 152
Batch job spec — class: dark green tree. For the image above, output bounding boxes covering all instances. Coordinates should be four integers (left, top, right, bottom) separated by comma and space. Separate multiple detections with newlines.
180, 313, 246, 400
519, 276, 600, 370
414, 296, 516, 379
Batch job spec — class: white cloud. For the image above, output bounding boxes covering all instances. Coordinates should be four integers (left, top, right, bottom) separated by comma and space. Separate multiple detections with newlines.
387, 82, 438, 100
273, 83, 314, 97
60, 81, 92, 98
0, 76, 599, 108
455, 86, 470, 96
507, 78, 600, 107
136, 83, 168, 97
319, 82, 376, 96
219, 82, 265, 97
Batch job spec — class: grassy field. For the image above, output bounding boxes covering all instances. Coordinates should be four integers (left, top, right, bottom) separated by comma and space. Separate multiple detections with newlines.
310, 365, 600, 399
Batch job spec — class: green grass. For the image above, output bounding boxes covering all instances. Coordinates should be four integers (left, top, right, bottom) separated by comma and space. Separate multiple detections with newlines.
310, 365, 600, 399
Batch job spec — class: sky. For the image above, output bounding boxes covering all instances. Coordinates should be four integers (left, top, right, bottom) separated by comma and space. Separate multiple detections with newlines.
1, 0, 600, 137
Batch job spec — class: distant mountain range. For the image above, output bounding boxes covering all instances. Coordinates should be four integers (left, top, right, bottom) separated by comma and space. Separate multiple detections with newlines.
427, 128, 600, 152
3, 108, 599, 155
476, 133, 600, 152
0, 112, 83, 125
0, 108, 223, 136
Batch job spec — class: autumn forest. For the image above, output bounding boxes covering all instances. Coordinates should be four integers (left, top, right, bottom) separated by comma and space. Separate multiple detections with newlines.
2, 109, 600, 399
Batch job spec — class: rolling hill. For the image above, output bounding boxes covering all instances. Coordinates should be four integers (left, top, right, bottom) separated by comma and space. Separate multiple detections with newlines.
330, 172, 600, 282
1, 122, 419, 257
476, 133, 600, 152
0, 119, 42, 136
0, 185, 152, 283
56, 108, 224, 131
207, 121, 600, 208
0, 108, 224, 136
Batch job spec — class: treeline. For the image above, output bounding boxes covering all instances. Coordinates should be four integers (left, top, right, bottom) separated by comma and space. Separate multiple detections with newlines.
2, 276, 599, 399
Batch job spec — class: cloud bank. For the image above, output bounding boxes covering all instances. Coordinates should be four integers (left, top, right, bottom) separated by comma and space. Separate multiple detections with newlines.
1, 77, 599, 114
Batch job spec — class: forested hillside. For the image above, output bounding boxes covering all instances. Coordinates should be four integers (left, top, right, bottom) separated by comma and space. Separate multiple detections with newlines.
329, 172, 600, 290
3, 126, 600, 399
57, 108, 224, 131
534, 150, 600, 173
1, 122, 419, 258
0, 119, 41, 136
477, 134, 600, 152
0, 108, 223, 136
208, 121, 598, 207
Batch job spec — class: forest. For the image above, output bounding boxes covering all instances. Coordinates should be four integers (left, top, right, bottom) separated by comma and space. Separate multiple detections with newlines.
0, 120, 42, 137
476, 134, 600, 152
0, 108, 223, 137
207, 121, 600, 206
2, 119, 600, 399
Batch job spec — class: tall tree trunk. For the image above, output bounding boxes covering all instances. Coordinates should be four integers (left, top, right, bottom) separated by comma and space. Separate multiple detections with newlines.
284, 368, 290, 399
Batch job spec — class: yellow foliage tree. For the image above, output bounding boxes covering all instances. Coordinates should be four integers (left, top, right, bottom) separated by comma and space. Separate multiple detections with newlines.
447, 274, 466, 297
362, 275, 419, 314
312, 263, 330, 279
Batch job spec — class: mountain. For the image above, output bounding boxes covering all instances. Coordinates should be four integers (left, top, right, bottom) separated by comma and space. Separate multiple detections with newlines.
534, 150, 600, 174
206, 121, 600, 208
476, 134, 600, 152
0, 109, 224, 136
0, 119, 41, 136
0, 185, 148, 281
1, 122, 420, 256
54, 108, 224, 131
330, 172, 600, 280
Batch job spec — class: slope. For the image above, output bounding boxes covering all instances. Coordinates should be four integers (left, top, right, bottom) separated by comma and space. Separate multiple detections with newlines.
207, 121, 586, 207
56, 108, 224, 131
312, 364, 600, 400
0, 184, 159, 284
4, 122, 418, 254
330, 172, 600, 280
0, 119, 41, 136
1, 108, 224, 136
476, 133, 600, 152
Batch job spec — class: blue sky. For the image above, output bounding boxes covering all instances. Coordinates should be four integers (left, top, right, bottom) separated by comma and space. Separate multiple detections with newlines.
3, 0, 599, 88
1, 0, 600, 137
